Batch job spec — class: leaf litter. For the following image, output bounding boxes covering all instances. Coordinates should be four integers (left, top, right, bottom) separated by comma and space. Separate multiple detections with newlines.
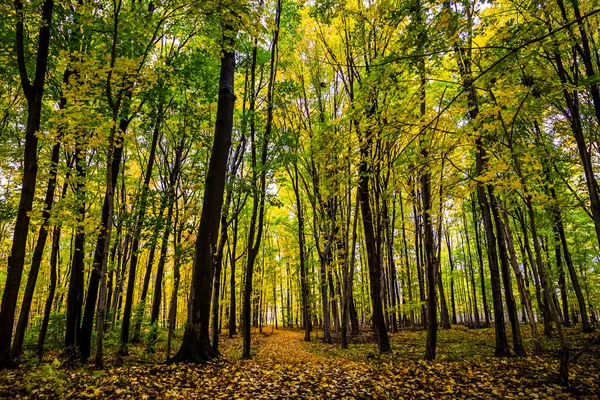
0, 327, 598, 399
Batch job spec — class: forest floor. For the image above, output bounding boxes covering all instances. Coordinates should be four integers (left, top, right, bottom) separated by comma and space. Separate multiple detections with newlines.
0, 325, 599, 399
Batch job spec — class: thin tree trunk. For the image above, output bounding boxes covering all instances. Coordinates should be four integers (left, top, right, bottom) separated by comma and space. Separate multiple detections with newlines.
489, 190, 526, 356
290, 163, 310, 341
446, 232, 458, 326
94, 106, 120, 369
65, 145, 87, 354
546, 170, 593, 332
456, 26, 510, 354
80, 117, 128, 361
167, 200, 184, 360
12, 141, 62, 361
501, 205, 542, 353
462, 210, 480, 327
125, 105, 165, 346
242, 2, 279, 358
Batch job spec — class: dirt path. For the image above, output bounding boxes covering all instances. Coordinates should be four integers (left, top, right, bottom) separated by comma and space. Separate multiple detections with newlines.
1, 328, 598, 398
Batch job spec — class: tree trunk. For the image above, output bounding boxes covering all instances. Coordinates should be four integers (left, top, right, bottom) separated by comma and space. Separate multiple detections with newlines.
79, 118, 127, 361
94, 109, 120, 369
290, 163, 310, 341
384, 197, 399, 333
131, 207, 164, 342
167, 202, 184, 359
413, 197, 427, 329
446, 232, 458, 326
489, 189, 526, 356
462, 210, 480, 327
422, 169, 438, 360
342, 190, 360, 348
65, 145, 87, 355
168, 33, 235, 364
554, 228, 570, 327
357, 121, 390, 353
399, 193, 415, 327
228, 213, 240, 337
124, 107, 164, 347
456, 32, 510, 354
211, 216, 228, 351
242, 3, 280, 358
0, 0, 54, 367
472, 199, 490, 327
501, 205, 542, 353
148, 141, 183, 351
37, 209, 65, 359
547, 173, 593, 332
11, 140, 61, 361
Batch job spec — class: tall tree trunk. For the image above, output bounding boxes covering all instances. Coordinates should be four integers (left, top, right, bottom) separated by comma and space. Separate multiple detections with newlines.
228, 212, 240, 337
79, 117, 128, 361
413, 197, 426, 329
167, 200, 184, 359
456, 28, 510, 354
553, 228, 570, 327
472, 198, 490, 327
445, 232, 458, 326
341, 191, 359, 348
546, 167, 593, 332
501, 206, 542, 353
37, 224, 60, 360
37, 170, 71, 359
422, 168, 438, 360
384, 196, 398, 333
489, 189, 526, 356
132, 207, 164, 342
243, 3, 280, 358
11, 143, 61, 360
462, 210, 480, 327
12, 66, 74, 360
290, 163, 310, 341
399, 193, 415, 327
357, 121, 391, 353
148, 195, 176, 350
148, 140, 184, 351
211, 214, 229, 350
94, 106, 120, 369
0, 0, 54, 367
65, 145, 87, 354
168, 30, 236, 364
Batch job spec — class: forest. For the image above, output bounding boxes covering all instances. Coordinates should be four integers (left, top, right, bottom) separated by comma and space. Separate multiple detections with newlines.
0, 0, 600, 397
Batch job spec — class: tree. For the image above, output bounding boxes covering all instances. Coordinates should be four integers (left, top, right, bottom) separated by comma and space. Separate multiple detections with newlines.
168, 18, 236, 363
0, 0, 54, 367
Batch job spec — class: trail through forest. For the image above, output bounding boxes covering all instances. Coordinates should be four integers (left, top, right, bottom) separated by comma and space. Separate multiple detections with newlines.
1, 328, 598, 399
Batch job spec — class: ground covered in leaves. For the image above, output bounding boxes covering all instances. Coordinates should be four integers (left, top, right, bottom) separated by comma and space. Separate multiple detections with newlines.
1, 326, 599, 399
